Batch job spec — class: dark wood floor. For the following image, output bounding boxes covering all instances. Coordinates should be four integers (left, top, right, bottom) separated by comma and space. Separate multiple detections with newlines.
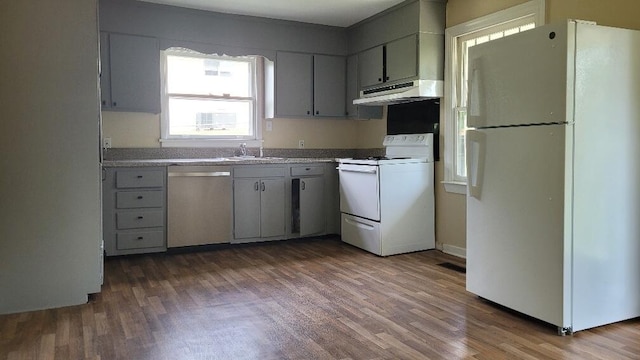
2, 237, 639, 360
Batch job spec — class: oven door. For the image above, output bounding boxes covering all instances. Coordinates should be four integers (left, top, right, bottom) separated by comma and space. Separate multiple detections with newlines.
338, 163, 380, 221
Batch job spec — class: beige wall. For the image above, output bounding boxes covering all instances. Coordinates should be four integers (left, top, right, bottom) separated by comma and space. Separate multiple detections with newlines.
103, 111, 386, 149
439, 0, 640, 255
102, 112, 161, 148
547, 0, 640, 29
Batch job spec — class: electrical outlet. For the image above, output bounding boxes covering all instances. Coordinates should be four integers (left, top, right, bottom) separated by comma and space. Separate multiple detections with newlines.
103, 137, 112, 149
266, 120, 273, 132
298, 140, 305, 149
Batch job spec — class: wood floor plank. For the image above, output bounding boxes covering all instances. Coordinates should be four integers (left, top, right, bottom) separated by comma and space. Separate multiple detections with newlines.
2, 237, 640, 359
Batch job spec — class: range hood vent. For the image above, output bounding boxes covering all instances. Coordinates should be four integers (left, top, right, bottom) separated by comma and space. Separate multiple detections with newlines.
354, 80, 443, 106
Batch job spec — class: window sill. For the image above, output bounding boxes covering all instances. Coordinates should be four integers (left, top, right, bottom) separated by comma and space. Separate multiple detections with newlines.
160, 138, 263, 148
442, 181, 467, 195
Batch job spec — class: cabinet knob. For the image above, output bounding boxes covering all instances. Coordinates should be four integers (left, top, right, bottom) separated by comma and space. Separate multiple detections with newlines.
378, 78, 382, 82
102, 100, 106, 106
386, 76, 390, 81
112, 101, 117, 107
307, 111, 310, 115
315, 111, 319, 115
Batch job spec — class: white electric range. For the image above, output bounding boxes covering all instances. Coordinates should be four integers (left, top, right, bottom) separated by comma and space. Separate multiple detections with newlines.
337, 133, 435, 256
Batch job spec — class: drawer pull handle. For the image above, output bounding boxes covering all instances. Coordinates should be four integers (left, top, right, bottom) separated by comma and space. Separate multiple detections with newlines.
301, 181, 306, 191
137, 216, 144, 219
137, 196, 143, 199
137, 236, 144, 240
305, 168, 310, 171
254, 182, 259, 191
137, 175, 143, 178
261, 182, 266, 192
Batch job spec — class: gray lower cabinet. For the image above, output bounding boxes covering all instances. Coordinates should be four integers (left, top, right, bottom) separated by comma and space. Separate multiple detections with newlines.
291, 165, 325, 237
275, 51, 346, 118
103, 167, 166, 256
101, 32, 160, 113
233, 166, 286, 241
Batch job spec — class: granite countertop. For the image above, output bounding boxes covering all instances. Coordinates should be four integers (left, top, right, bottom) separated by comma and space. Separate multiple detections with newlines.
102, 157, 338, 167
102, 147, 384, 167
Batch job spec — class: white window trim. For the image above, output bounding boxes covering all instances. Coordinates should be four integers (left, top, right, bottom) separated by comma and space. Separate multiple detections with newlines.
442, 0, 545, 194
159, 49, 265, 148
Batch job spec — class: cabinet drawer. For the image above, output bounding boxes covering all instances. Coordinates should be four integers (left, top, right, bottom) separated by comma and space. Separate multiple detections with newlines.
233, 166, 286, 178
116, 169, 164, 188
117, 230, 164, 250
116, 190, 164, 208
291, 165, 324, 176
116, 210, 164, 229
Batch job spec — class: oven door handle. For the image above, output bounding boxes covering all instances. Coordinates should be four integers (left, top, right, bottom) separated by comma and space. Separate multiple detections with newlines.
344, 217, 376, 230
337, 167, 377, 174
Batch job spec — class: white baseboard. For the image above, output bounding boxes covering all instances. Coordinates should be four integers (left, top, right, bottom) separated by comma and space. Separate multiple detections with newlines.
441, 244, 466, 259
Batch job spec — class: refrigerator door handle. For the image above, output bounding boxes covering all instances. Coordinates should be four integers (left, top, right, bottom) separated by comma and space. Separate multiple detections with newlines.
467, 59, 484, 128
466, 130, 486, 199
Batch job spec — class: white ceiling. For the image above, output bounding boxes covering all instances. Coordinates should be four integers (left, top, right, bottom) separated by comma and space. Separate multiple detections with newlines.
138, 0, 406, 27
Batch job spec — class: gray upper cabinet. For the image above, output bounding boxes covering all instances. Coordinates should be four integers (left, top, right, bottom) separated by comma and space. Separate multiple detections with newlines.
107, 33, 161, 113
275, 52, 313, 117
348, 0, 445, 92
358, 34, 418, 90
313, 54, 346, 117
275, 51, 346, 118
386, 34, 418, 83
358, 46, 384, 88
99, 32, 111, 109
346, 55, 382, 119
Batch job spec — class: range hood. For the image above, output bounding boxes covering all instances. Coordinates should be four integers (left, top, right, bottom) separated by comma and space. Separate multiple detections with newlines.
353, 79, 443, 106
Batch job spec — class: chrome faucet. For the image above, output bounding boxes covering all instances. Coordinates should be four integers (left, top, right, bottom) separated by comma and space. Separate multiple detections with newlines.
240, 143, 247, 156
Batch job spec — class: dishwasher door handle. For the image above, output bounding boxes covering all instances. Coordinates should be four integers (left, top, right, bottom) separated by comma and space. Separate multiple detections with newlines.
168, 171, 231, 177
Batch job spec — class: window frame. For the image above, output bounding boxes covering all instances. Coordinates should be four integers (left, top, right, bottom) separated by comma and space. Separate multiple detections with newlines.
442, 0, 545, 194
159, 49, 264, 148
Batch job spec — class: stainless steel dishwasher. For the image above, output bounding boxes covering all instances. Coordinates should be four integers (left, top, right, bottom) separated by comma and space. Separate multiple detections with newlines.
167, 165, 232, 248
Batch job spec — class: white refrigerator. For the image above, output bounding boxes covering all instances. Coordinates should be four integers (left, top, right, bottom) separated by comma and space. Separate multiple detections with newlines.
465, 20, 640, 334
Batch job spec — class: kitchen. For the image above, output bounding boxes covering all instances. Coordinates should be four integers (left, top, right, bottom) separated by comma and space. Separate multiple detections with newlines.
3, 0, 640, 358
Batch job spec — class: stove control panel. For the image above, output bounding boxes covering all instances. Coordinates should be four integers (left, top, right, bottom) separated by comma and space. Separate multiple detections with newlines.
383, 133, 432, 147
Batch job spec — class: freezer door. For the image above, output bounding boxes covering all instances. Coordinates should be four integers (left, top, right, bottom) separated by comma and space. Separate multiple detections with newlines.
466, 124, 569, 328
467, 22, 570, 128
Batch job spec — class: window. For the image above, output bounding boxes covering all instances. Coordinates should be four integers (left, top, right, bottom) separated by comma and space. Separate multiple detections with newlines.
160, 49, 261, 146
443, 0, 545, 194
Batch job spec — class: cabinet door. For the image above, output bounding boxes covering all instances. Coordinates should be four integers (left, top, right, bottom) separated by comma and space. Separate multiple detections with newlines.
358, 45, 384, 88
300, 176, 325, 236
99, 32, 111, 109
260, 178, 285, 238
346, 55, 383, 120
109, 33, 160, 113
233, 178, 261, 239
275, 52, 313, 117
386, 34, 417, 83
313, 55, 346, 117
